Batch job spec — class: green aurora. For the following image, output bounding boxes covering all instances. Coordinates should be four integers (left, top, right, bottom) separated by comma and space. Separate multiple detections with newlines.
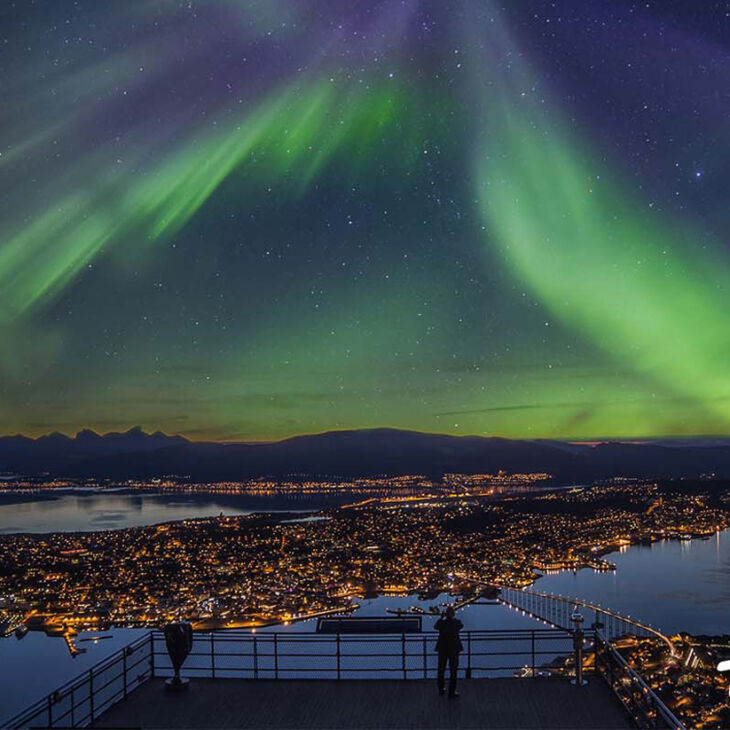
1, 0, 729, 441
471, 6, 730, 438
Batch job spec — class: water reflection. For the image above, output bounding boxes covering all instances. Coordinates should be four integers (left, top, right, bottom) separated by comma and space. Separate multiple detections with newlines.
537, 529, 730, 635
0, 489, 358, 533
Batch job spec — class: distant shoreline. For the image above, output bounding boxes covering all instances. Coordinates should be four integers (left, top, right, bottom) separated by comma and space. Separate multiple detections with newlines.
0, 488, 353, 535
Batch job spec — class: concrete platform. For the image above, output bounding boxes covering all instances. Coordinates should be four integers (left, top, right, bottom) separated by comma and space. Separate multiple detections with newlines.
96, 677, 632, 728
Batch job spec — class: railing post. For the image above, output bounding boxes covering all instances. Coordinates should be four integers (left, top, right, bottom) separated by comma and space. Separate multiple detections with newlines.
211, 632, 216, 679
466, 633, 472, 679
336, 633, 341, 680
401, 633, 407, 680
531, 631, 536, 677
253, 634, 259, 679
123, 648, 128, 699
574, 637, 584, 687
274, 633, 279, 679
149, 631, 155, 677
88, 669, 95, 726
422, 636, 427, 679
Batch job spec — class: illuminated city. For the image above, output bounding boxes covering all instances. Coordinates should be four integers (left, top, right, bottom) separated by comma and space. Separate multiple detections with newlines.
2, 475, 730, 726
2, 478, 728, 631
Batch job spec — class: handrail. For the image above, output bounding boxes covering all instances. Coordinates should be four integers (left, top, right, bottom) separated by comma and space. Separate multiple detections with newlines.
3, 632, 154, 730
149, 628, 574, 680
3, 628, 573, 728
594, 630, 686, 730
4, 626, 687, 729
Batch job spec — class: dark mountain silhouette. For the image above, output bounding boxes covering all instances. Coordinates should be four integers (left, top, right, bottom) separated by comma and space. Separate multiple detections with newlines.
2, 427, 730, 482
0, 427, 188, 474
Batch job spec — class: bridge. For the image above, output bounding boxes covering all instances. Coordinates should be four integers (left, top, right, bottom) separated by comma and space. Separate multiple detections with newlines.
494, 585, 677, 656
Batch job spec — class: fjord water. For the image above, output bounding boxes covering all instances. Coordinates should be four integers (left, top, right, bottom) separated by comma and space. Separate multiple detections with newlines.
536, 529, 730, 636
1, 527, 728, 721
0, 489, 358, 533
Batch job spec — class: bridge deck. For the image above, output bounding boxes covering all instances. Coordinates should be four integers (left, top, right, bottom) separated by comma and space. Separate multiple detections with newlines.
96, 677, 631, 729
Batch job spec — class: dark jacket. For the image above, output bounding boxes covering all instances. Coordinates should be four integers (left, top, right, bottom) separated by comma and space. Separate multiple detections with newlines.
434, 616, 463, 654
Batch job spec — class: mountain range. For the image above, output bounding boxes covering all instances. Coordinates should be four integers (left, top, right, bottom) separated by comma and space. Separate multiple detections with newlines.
2, 427, 730, 482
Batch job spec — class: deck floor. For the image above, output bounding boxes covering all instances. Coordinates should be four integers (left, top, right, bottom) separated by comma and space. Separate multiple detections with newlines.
96, 677, 632, 729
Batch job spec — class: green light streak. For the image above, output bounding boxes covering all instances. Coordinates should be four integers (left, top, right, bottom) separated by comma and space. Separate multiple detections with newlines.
0, 79, 409, 322
472, 8, 730, 425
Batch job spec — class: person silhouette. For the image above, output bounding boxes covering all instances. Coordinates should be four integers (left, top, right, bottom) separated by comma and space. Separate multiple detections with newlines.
434, 606, 463, 698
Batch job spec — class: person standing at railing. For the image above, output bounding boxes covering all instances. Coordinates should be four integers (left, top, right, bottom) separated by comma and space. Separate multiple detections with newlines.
434, 606, 463, 698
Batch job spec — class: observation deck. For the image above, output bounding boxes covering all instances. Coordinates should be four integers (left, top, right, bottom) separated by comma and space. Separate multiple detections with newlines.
5, 625, 673, 729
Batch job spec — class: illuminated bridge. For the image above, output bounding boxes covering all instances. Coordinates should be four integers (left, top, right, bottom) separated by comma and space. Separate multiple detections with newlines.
495, 586, 677, 656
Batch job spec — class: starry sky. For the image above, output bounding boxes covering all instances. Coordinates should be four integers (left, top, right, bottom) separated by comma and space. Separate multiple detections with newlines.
1, 0, 730, 442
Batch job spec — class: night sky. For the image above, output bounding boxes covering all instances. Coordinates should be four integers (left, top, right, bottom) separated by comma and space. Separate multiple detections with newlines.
1, 1, 729, 441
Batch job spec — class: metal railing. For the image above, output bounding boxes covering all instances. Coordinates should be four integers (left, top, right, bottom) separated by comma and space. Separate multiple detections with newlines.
3, 628, 573, 727
497, 587, 686, 729
594, 631, 686, 730
150, 628, 574, 680
4, 626, 687, 729
4, 632, 154, 729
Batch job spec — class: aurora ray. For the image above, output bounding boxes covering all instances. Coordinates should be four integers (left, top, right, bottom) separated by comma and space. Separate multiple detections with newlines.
470, 2, 730, 427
